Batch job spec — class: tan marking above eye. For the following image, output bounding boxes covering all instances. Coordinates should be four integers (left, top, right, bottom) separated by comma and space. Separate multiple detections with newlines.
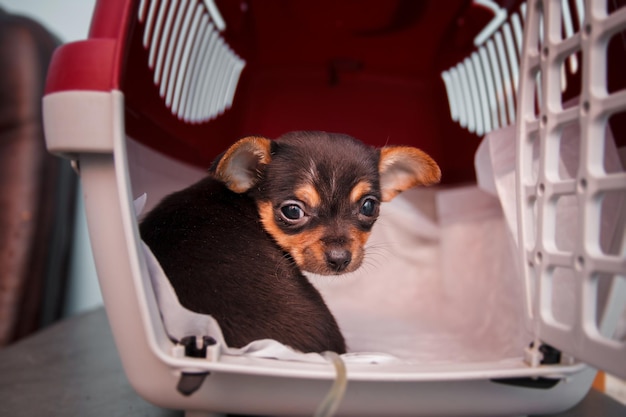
294, 184, 321, 208
349, 180, 373, 204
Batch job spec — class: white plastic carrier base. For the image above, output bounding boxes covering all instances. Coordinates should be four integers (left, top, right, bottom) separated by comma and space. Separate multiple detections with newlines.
42, 0, 626, 416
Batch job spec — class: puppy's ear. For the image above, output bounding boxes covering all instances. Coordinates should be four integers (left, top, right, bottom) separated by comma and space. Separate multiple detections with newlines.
378, 146, 441, 202
214, 136, 272, 193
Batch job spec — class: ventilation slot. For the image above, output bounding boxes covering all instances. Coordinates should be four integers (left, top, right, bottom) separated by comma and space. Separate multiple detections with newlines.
441, 0, 586, 136
138, 0, 245, 123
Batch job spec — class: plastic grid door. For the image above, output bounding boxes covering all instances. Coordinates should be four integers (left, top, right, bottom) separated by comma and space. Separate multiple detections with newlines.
516, 0, 626, 379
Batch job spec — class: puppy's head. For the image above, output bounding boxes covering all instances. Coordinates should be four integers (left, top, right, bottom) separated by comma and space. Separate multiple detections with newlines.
214, 131, 441, 275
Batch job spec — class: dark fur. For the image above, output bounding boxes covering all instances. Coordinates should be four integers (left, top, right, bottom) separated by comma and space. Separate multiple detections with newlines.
140, 176, 347, 353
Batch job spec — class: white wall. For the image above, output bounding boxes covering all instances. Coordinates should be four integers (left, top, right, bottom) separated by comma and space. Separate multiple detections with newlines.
0, 0, 96, 43
1, 0, 103, 316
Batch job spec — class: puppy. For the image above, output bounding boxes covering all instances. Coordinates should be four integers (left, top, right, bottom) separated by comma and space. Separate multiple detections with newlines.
140, 131, 440, 354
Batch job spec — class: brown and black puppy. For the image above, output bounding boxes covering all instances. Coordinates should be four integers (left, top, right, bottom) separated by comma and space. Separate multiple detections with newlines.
140, 131, 440, 354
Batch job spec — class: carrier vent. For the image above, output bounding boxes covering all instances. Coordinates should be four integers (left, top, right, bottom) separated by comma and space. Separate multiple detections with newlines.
441, 0, 586, 136
138, 0, 245, 123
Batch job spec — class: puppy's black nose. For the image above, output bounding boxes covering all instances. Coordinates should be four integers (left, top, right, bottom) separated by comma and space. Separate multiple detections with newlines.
325, 249, 352, 272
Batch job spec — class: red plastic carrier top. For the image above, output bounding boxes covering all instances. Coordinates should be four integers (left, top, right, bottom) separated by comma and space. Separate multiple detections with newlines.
46, 0, 626, 181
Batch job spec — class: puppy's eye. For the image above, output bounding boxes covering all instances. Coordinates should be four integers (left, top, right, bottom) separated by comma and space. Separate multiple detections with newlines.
279, 201, 305, 222
359, 197, 379, 217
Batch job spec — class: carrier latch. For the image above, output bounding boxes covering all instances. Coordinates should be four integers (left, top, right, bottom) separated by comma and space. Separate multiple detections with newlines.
179, 335, 219, 360
174, 335, 219, 396
491, 342, 563, 389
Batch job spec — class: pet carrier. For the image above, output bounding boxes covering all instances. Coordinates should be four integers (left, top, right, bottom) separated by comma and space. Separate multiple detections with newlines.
43, 0, 626, 415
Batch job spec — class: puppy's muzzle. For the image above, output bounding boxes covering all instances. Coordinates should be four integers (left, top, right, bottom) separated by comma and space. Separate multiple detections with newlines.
324, 247, 352, 273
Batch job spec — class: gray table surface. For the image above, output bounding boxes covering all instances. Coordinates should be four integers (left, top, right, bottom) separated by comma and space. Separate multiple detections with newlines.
0, 308, 624, 417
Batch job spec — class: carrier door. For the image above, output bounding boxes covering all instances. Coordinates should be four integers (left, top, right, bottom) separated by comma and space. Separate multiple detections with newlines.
516, 0, 626, 379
